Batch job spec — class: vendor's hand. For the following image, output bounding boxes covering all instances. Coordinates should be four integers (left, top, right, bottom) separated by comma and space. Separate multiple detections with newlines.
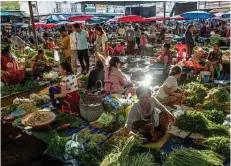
145, 122, 154, 132
174, 93, 182, 98
167, 112, 176, 124
54, 94, 58, 100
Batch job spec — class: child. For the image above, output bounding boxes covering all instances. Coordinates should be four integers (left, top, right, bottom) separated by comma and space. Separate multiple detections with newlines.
140, 32, 147, 57
113, 42, 126, 56
47, 38, 56, 49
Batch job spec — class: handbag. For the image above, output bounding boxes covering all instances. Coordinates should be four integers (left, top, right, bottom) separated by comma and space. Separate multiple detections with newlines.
64, 134, 84, 160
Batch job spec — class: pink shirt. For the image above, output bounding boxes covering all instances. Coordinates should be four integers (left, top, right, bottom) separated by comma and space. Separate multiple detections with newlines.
114, 44, 125, 54
104, 66, 128, 94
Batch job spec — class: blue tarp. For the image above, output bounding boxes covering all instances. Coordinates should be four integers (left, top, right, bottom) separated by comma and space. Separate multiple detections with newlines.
180, 11, 215, 19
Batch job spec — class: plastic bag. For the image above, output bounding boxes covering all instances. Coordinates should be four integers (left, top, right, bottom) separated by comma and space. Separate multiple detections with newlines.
64, 134, 84, 160
54, 50, 60, 62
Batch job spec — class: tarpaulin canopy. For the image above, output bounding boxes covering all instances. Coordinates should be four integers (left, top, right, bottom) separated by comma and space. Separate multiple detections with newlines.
222, 11, 230, 18
141, 17, 170, 22
118, 15, 143, 22
68, 15, 94, 22
170, 15, 188, 20
180, 11, 215, 19
12, 23, 28, 27
44, 23, 57, 28
46, 15, 59, 23
0, 11, 9, 16
56, 21, 70, 26
56, 15, 67, 21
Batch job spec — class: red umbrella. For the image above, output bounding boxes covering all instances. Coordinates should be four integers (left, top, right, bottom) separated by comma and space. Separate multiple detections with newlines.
118, 15, 143, 22
44, 23, 57, 28
31, 23, 46, 28
170, 15, 188, 20
141, 17, 170, 22
68, 15, 94, 22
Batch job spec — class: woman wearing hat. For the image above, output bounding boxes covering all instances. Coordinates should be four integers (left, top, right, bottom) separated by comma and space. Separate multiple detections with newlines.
126, 86, 175, 142
156, 65, 184, 106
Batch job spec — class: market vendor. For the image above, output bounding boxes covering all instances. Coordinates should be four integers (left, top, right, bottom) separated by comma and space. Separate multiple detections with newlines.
185, 24, 195, 58
87, 60, 105, 90
113, 42, 126, 56
156, 43, 173, 68
49, 62, 80, 113
125, 86, 175, 142
32, 49, 52, 78
156, 65, 184, 106
1, 45, 25, 85
56, 28, 71, 63
104, 57, 128, 94
205, 43, 222, 81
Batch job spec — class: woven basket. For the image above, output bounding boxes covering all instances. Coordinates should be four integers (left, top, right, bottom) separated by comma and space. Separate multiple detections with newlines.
80, 100, 104, 122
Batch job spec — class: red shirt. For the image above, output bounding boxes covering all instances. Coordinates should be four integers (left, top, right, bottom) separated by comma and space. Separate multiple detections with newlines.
107, 45, 113, 54
1, 55, 18, 76
114, 44, 125, 54
157, 51, 173, 65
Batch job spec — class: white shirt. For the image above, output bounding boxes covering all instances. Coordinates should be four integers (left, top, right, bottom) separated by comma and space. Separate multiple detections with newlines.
156, 76, 179, 99
69, 32, 77, 50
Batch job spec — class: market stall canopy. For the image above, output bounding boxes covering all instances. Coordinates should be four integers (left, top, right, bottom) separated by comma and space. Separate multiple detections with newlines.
222, 11, 230, 18
12, 23, 28, 27
118, 15, 143, 22
56, 21, 70, 26
44, 23, 57, 28
170, 15, 188, 20
56, 15, 67, 21
68, 15, 94, 22
0, 11, 9, 16
141, 16, 170, 22
67, 21, 85, 26
46, 15, 59, 23
180, 11, 215, 19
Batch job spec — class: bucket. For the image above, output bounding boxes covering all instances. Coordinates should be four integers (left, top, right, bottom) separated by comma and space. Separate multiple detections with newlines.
200, 71, 211, 83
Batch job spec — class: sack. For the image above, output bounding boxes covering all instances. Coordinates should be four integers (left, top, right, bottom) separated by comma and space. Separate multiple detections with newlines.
64, 134, 84, 160
54, 50, 60, 62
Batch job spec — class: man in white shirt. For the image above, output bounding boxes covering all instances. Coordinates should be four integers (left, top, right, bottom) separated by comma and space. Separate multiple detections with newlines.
74, 23, 89, 74
69, 27, 78, 73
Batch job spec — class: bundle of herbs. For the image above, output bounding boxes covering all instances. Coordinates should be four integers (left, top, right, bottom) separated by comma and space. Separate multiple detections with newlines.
176, 111, 229, 137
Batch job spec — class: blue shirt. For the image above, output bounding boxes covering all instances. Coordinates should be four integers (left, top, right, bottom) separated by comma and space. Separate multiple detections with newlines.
76, 30, 88, 50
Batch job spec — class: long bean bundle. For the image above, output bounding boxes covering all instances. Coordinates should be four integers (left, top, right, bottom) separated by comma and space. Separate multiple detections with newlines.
163, 147, 225, 166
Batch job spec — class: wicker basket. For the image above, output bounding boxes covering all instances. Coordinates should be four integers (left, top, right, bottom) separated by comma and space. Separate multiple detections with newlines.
80, 100, 104, 122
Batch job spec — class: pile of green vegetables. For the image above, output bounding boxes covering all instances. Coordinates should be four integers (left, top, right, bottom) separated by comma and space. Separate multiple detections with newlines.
202, 100, 225, 112
176, 111, 229, 137
77, 74, 89, 82
203, 136, 230, 159
2, 80, 41, 97
183, 82, 208, 107
203, 109, 226, 124
163, 147, 225, 166
208, 87, 230, 102
100, 136, 157, 166
47, 135, 69, 156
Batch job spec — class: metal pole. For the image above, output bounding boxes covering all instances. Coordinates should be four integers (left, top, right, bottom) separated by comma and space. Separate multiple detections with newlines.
163, 2, 166, 24
130, 1, 131, 15
36, 1, 40, 22
28, 1, 38, 50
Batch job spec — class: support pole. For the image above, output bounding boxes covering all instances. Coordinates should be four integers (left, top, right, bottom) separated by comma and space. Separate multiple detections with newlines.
163, 1, 166, 24
130, 1, 132, 15
28, 1, 38, 50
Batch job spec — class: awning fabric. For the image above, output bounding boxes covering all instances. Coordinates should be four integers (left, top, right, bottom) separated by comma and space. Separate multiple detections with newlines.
0, 11, 9, 16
